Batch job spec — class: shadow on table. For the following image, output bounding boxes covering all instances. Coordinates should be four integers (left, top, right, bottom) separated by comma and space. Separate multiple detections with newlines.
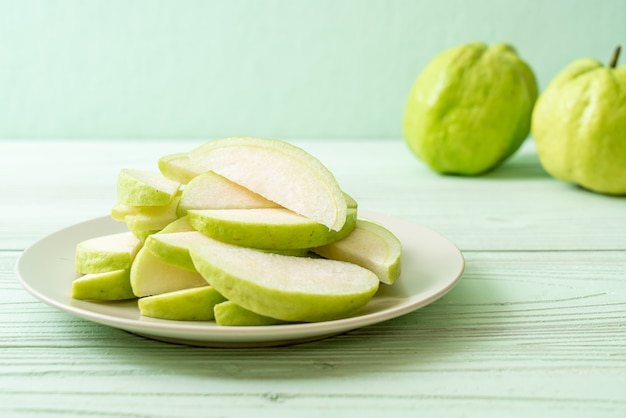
100, 264, 504, 380
478, 152, 550, 180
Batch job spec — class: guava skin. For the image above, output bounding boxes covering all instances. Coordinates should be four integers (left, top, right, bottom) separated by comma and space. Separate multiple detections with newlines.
403, 42, 538, 175
531, 56, 626, 195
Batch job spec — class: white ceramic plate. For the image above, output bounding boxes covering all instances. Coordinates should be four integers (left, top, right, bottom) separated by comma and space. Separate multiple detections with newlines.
16, 211, 464, 347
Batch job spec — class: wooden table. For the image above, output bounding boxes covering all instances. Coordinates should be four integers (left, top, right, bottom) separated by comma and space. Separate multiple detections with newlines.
2, 138, 625, 417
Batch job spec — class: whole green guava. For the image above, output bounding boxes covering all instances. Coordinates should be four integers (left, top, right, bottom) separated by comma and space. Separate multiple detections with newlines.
403, 42, 538, 175
531, 46, 626, 195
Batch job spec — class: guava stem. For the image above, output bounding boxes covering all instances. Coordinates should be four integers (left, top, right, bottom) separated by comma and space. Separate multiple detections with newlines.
609, 45, 621, 68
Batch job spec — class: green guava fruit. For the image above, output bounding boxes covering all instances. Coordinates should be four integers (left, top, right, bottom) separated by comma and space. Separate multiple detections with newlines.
531, 46, 626, 195
403, 42, 538, 175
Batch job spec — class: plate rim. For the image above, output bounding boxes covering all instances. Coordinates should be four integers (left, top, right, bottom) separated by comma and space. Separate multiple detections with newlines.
15, 211, 465, 347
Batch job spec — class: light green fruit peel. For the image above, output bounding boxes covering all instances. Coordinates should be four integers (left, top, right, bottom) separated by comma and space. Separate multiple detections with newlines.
403, 42, 538, 175
214, 301, 287, 326
72, 269, 135, 300
138, 286, 226, 321
531, 47, 626, 195
124, 196, 182, 241
188, 207, 357, 250
117, 168, 181, 206
158, 216, 196, 234
143, 231, 211, 272
74, 231, 141, 274
313, 218, 402, 285
157, 152, 200, 184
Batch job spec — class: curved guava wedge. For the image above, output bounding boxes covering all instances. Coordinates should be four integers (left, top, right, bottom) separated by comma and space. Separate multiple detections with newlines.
111, 203, 140, 221
130, 246, 207, 297
157, 152, 200, 184
123, 195, 182, 242
145, 230, 310, 273
189, 239, 379, 322
74, 231, 141, 274
188, 207, 356, 250
159, 137, 348, 231
213, 301, 287, 326
312, 218, 402, 285
116, 168, 180, 206
158, 216, 196, 234
138, 286, 226, 321
178, 171, 280, 216
143, 231, 210, 272
72, 269, 135, 300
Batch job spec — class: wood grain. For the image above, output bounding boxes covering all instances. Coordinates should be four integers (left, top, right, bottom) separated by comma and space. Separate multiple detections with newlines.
1, 139, 625, 417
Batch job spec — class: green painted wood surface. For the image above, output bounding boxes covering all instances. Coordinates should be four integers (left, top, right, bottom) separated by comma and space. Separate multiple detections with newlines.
1, 139, 625, 417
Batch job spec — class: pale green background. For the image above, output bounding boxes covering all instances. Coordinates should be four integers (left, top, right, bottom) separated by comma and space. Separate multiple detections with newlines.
1, 0, 624, 140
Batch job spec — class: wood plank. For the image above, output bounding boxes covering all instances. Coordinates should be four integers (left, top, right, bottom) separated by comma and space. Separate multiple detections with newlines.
3, 249, 625, 417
